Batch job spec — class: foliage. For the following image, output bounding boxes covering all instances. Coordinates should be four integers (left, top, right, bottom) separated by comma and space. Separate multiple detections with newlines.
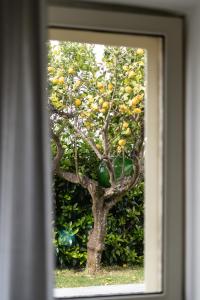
53, 176, 144, 269
53, 177, 92, 268
103, 182, 144, 266
49, 40, 145, 271
48, 41, 145, 177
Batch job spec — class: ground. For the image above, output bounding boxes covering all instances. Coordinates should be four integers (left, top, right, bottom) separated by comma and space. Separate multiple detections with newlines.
55, 266, 144, 288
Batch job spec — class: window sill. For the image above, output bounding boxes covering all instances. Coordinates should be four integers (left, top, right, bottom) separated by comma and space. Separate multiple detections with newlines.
54, 284, 145, 298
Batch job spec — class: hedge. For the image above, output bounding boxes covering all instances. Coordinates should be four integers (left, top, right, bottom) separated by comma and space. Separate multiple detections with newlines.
53, 176, 144, 269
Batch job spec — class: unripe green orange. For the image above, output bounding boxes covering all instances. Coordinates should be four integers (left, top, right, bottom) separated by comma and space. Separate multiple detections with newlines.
125, 86, 132, 94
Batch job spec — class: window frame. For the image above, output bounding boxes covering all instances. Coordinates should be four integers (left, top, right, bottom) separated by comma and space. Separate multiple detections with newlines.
49, 28, 162, 294
48, 3, 184, 300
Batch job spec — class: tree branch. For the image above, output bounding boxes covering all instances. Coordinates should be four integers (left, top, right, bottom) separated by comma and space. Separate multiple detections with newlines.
74, 136, 80, 181
70, 122, 103, 160
50, 127, 64, 172
50, 113, 103, 201
101, 59, 118, 185
51, 129, 102, 203
104, 156, 141, 210
57, 168, 100, 198
49, 105, 103, 160
48, 103, 76, 119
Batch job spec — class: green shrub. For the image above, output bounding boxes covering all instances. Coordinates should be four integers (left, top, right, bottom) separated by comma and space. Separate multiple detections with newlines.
53, 176, 144, 269
102, 183, 144, 266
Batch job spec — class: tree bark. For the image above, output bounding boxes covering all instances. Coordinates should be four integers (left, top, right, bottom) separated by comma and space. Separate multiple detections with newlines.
86, 198, 108, 274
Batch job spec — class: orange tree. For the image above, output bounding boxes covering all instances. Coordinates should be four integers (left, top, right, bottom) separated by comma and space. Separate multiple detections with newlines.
48, 41, 145, 274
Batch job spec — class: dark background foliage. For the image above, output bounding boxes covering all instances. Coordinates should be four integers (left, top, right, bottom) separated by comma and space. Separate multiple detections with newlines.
53, 176, 144, 269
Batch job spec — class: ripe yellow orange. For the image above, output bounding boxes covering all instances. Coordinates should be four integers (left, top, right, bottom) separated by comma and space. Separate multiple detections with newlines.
122, 122, 129, 129
99, 87, 105, 93
48, 66, 54, 73
138, 94, 144, 101
128, 71, 135, 79
97, 82, 104, 89
98, 98, 104, 105
133, 108, 142, 114
96, 144, 101, 150
108, 83, 114, 91
119, 104, 128, 113
136, 48, 144, 55
58, 76, 65, 84
132, 96, 141, 106
74, 99, 82, 107
118, 139, 126, 146
125, 86, 132, 94
102, 101, 109, 110
51, 78, 59, 84
68, 67, 75, 75
125, 128, 131, 136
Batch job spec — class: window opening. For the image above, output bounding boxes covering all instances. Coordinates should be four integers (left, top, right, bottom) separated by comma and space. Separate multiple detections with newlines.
48, 29, 162, 297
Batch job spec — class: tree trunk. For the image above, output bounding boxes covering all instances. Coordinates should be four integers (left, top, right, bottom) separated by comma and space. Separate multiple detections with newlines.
86, 198, 108, 274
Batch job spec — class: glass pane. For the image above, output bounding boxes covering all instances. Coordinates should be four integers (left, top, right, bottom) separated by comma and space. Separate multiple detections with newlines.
48, 31, 162, 297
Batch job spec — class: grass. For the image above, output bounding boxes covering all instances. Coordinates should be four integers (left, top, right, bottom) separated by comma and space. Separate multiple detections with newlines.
55, 266, 144, 288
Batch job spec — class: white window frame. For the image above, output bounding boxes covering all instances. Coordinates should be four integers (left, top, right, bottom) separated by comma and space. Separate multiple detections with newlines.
48, 3, 184, 300
49, 28, 162, 294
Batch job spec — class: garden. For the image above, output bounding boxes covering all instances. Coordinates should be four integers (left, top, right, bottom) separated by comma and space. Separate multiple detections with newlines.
48, 41, 145, 287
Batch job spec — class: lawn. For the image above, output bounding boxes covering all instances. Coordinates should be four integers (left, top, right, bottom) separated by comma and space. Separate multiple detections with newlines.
55, 266, 144, 288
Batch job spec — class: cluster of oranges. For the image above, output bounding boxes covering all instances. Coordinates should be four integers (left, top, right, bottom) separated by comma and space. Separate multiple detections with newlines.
48, 56, 144, 154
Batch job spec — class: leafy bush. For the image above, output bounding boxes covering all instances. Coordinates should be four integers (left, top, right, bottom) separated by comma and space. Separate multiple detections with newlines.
53, 176, 144, 269
103, 183, 144, 266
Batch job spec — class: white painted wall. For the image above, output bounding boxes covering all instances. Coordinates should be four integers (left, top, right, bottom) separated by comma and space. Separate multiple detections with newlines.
81, 1, 200, 299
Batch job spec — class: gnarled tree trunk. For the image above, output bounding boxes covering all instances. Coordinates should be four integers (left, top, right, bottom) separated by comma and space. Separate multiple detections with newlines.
86, 197, 108, 274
